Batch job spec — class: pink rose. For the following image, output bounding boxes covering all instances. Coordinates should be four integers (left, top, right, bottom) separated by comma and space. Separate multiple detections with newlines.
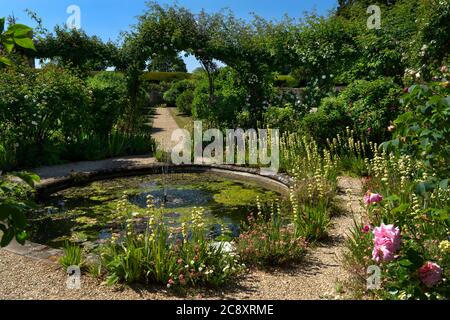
372, 224, 401, 263
419, 262, 443, 288
364, 191, 383, 206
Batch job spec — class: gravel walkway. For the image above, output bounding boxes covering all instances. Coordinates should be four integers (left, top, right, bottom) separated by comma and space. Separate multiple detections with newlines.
150, 106, 181, 152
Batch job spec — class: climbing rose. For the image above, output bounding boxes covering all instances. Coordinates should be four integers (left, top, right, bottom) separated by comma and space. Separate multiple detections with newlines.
364, 191, 383, 205
372, 224, 401, 263
419, 262, 443, 288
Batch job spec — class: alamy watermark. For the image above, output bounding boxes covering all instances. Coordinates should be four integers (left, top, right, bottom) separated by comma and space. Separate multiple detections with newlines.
66, 5, 81, 30
66, 265, 81, 290
367, 265, 381, 290
367, 5, 381, 30
171, 121, 280, 174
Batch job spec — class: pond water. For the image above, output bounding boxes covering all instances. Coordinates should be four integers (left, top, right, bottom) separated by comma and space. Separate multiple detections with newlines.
27, 173, 281, 249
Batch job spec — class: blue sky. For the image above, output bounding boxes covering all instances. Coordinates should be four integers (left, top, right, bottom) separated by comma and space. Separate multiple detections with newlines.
1, 0, 338, 71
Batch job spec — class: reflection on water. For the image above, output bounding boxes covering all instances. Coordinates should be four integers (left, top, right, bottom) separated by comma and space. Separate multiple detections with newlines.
28, 173, 280, 248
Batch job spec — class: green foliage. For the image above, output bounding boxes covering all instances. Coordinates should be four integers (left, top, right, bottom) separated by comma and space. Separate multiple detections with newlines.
36, 26, 118, 72
0, 65, 92, 168
87, 71, 128, 136
264, 104, 299, 133
383, 82, 450, 178
60, 241, 84, 269
163, 79, 195, 107
175, 89, 194, 115
147, 53, 187, 72
0, 18, 36, 66
0, 172, 39, 247
288, 14, 358, 86
274, 75, 299, 88
335, 78, 402, 143
300, 96, 352, 145
294, 200, 331, 241
343, 136, 450, 300
192, 67, 247, 128
0, 66, 155, 170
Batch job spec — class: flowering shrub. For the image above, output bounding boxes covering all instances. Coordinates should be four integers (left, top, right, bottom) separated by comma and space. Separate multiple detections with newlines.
343, 139, 449, 299
0, 66, 154, 170
236, 211, 307, 268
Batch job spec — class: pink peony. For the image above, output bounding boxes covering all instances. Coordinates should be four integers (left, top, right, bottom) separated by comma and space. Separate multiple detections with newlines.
372, 224, 401, 263
364, 191, 384, 206
419, 262, 443, 288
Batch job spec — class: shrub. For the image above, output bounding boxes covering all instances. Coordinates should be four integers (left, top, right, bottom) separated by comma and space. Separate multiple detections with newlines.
192, 67, 246, 128
338, 78, 402, 143
0, 65, 92, 168
342, 138, 450, 300
141, 72, 191, 83
163, 79, 195, 107
236, 210, 307, 268
300, 96, 352, 145
383, 82, 450, 178
175, 89, 194, 115
87, 71, 128, 136
274, 75, 299, 88
264, 103, 299, 134
0, 66, 154, 170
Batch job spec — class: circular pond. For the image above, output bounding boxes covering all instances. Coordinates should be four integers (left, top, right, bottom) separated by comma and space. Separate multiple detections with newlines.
28, 172, 282, 248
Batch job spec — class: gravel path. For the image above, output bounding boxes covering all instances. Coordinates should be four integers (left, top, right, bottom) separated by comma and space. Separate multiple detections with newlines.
0, 176, 364, 300
150, 106, 181, 152
33, 155, 158, 181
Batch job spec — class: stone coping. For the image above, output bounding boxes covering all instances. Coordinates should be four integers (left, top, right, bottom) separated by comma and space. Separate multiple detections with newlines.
35, 163, 295, 199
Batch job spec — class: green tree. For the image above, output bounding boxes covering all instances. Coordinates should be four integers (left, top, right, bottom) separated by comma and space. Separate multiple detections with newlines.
35, 26, 118, 72
147, 53, 187, 72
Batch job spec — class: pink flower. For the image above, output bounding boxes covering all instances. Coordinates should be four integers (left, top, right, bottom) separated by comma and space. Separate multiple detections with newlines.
419, 262, 443, 288
362, 225, 371, 233
372, 224, 401, 263
364, 191, 383, 206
